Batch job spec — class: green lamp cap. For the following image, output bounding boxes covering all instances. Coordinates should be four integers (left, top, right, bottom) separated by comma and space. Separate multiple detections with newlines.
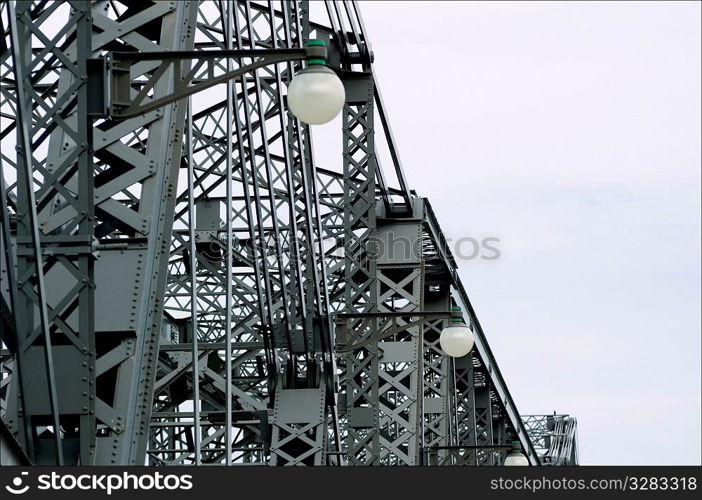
305, 40, 327, 65
450, 306, 463, 322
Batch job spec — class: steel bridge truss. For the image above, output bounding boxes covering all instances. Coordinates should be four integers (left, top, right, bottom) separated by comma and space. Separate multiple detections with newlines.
0, 0, 573, 466
522, 414, 578, 466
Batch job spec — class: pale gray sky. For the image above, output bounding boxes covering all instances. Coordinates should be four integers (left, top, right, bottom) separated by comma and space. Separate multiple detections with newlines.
314, 1, 701, 464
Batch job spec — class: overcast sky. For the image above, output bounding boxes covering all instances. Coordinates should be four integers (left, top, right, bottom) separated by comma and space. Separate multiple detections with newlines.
314, 1, 701, 465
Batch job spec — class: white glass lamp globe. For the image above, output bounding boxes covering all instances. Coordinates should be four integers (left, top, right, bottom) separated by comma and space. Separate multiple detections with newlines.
504, 442, 529, 466
439, 321, 474, 358
287, 65, 345, 125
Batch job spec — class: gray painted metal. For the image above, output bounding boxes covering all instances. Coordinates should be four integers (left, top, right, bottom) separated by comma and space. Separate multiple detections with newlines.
5, 0, 95, 465
0, 418, 30, 465
0, 0, 575, 466
523, 414, 579, 465
340, 71, 380, 464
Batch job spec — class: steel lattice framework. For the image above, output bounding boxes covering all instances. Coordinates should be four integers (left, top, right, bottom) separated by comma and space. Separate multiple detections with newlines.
0, 0, 578, 466
522, 414, 579, 466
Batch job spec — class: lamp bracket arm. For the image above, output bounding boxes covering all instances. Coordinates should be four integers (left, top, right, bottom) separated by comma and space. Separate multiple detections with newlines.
335, 318, 427, 353
334, 309, 463, 353
95, 46, 324, 119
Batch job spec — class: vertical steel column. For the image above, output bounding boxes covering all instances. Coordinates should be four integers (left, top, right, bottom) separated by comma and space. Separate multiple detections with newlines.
453, 352, 478, 461
492, 416, 509, 465
341, 73, 380, 465
422, 287, 452, 457
374, 212, 424, 465
474, 379, 495, 465
186, 98, 201, 465
149, 0, 336, 465
224, 0, 234, 468
8, 2, 61, 463
91, 1, 200, 465
267, 0, 339, 464
7, 0, 95, 465
0, 155, 26, 445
